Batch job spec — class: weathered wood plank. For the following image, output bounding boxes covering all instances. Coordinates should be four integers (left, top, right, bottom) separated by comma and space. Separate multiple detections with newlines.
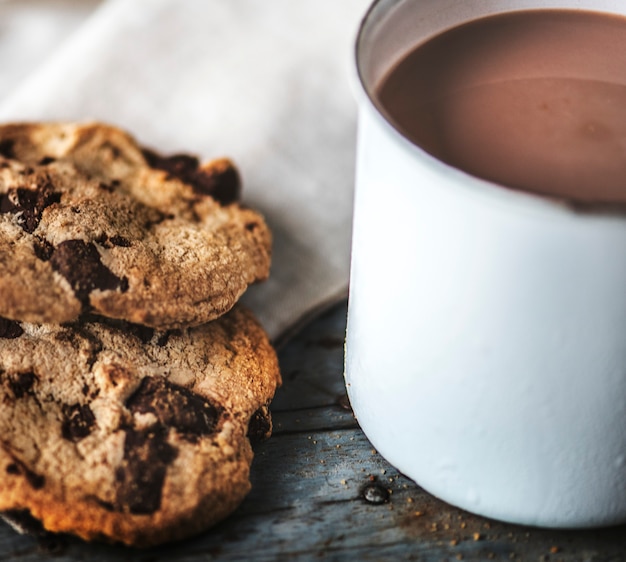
272, 317, 347, 412
272, 405, 358, 436
1, 301, 625, 561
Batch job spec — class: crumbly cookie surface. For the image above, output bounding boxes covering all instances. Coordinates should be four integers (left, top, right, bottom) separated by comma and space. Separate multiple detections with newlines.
0, 122, 271, 328
0, 306, 281, 547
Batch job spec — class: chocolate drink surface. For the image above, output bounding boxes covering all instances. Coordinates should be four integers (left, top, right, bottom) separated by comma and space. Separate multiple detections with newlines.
376, 9, 626, 203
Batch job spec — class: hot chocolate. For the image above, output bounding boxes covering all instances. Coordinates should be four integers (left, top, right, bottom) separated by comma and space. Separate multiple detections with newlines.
376, 10, 626, 203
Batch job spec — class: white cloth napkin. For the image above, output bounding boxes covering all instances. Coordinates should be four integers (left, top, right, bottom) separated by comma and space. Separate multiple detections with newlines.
0, 0, 371, 342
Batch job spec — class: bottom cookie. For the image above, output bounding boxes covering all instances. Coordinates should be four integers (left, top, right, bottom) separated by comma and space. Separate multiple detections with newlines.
0, 307, 280, 547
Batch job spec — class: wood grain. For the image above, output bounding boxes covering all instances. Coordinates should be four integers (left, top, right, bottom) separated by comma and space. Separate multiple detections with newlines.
1, 301, 625, 561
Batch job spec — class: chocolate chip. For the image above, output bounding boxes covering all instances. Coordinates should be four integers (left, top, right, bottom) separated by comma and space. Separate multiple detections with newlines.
5, 456, 45, 490
50, 240, 128, 305
8, 371, 37, 398
0, 184, 61, 233
54, 324, 103, 371
0, 192, 15, 213
247, 406, 272, 444
142, 148, 240, 205
127, 323, 154, 344
95, 234, 131, 249
115, 426, 178, 514
26, 470, 45, 490
0, 139, 15, 159
126, 377, 221, 438
61, 404, 96, 442
0, 317, 24, 339
155, 329, 180, 347
109, 235, 131, 247
38, 156, 55, 166
113, 378, 221, 515
142, 149, 199, 178
33, 237, 53, 261
194, 162, 241, 205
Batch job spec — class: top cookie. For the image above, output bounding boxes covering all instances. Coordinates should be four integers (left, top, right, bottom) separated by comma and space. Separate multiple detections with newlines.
0, 122, 271, 329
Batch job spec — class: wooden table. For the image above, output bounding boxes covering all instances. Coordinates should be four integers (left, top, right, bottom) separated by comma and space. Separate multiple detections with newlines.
1, 301, 625, 561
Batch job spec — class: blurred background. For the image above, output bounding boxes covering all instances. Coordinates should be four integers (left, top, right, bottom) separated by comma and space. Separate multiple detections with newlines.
0, 0, 102, 99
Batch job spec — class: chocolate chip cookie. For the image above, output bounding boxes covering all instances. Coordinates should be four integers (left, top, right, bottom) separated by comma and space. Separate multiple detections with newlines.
0, 122, 271, 329
0, 306, 281, 547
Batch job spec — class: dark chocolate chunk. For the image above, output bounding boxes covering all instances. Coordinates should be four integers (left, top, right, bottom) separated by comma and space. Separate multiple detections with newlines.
115, 426, 178, 514
0, 139, 15, 159
142, 148, 240, 205
109, 235, 131, 247
54, 324, 103, 371
0, 192, 15, 213
124, 322, 154, 344
61, 404, 96, 442
33, 237, 54, 261
38, 156, 56, 166
155, 329, 180, 347
25, 469, 45, 490
193, 162, 240, 205
95, 234, 132, 249
142, 149, 199, 178
247, 406, 272, 444
114, 378, 221, 514
8, 371, 37, 398
0, 317, 24, 339
126, 377, 221, 438
5, 456, 45, 490
50, 240, 128, 305
0, 184, 61, 233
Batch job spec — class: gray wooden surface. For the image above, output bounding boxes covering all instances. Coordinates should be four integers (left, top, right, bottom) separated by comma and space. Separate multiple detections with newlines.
1, 301, 625, 561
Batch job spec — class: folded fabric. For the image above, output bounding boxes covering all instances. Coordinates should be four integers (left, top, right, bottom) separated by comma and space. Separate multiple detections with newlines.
0, 0, 370, 341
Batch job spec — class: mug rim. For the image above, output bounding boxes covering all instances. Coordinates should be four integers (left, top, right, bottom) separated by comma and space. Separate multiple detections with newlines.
353, 0, 626, 217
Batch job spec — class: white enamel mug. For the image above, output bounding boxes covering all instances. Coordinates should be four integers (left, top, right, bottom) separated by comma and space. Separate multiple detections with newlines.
345, 0, 626, 528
